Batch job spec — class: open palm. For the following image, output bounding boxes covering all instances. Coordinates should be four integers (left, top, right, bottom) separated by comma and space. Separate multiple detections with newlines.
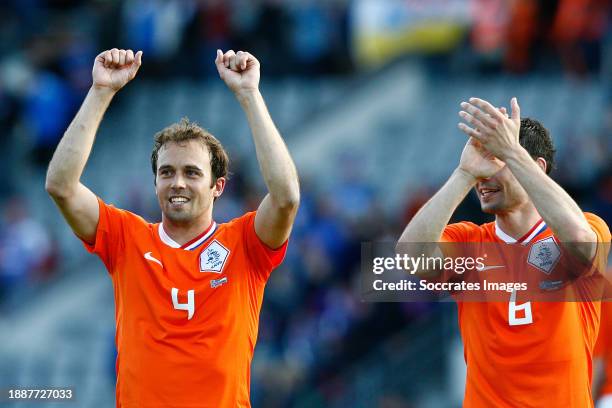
459, 137, 505, 179
92, 49, 142, 91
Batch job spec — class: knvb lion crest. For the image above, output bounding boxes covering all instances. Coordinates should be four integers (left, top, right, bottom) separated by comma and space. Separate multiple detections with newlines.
200, 240, 229, 274
528, 237, 560, 275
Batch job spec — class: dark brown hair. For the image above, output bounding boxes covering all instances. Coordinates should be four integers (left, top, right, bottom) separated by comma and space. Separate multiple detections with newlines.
151, 118, 229, 186
519, 118, 556, 174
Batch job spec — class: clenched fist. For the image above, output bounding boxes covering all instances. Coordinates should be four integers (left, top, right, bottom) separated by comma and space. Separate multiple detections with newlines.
93, 49, 143, 92
215, 50, 260, 97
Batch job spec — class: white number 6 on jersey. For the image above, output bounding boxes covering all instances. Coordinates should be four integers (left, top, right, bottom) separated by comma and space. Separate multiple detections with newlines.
172, 288, 195, 320
508, 290, 532, 326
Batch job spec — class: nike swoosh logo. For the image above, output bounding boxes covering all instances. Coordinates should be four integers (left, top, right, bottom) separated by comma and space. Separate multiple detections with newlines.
476, 265, 505, 272
144, 252, 163, 268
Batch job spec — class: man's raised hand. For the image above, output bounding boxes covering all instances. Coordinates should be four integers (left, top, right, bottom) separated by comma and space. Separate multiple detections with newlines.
457, 97, 521, 161
458, 137, 505, 181
93, 49, 143, 92
215, 50, 260, 97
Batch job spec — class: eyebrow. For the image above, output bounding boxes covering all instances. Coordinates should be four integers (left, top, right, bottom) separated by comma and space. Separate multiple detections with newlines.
158, 164, 203, 172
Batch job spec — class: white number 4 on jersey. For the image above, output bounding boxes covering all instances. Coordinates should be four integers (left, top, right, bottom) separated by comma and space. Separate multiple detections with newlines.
171, 288, 195, 320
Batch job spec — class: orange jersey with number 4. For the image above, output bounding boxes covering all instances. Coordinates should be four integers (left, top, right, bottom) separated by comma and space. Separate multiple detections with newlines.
83, 198, 287, 408
442, 213, 610, 408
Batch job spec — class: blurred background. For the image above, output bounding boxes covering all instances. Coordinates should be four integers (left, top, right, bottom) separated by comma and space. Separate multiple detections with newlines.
0, 0, 610, 407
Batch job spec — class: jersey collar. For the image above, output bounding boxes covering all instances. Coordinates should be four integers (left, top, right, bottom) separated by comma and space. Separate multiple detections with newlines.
495, 219, 547, 245
158, 221, 217, 251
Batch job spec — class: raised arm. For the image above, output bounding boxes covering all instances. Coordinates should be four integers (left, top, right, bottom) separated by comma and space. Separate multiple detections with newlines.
459, 97, 598, 262
215, 50, 299, 249
396, 136, 504, 276
398, 168, 474, 244
45, 49, 142, 244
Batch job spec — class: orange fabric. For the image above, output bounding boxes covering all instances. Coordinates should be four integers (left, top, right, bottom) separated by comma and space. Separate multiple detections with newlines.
595, 300, 612, 396
442, 212, 610, 408
504, 0, 538, 72
470, 0, 509, 53
552, 0, 609, 43
83, 198, 287, 408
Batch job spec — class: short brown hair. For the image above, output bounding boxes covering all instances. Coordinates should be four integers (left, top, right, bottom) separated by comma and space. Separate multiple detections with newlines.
151, 118, 229, 185
519, 118, 556, 174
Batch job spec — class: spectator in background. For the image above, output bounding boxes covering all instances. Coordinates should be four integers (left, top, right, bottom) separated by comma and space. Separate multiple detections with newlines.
0, 196, 55, 303
504, 0, 539, 72
182, 0, 230, 77
469, 0, 510, 70
248, 0, 292, 76
24, 69, 75, 165
551, 0, 610, 76
330, 151, 376, 224
20, 29, 91, 166
0, 86, 20, 197
122, 0, 195, 76
288, 0, 334, 75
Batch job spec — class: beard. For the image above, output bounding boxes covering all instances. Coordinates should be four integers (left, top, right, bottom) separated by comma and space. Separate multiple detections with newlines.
479, 189, 526, 215
160, 197, 204, 225
481, 203, 499, 214
164, 206, 195, 223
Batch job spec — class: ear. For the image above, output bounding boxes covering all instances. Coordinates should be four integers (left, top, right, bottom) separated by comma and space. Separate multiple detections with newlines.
213, 177, 226, 198
535, 157, 547, 173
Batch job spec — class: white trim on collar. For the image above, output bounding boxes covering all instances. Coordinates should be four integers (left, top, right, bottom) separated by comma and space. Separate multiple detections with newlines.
494, 219, 547, 245
158, 222, 218, 250
495, 222, 517, 244
159, 223, 181, 248
184, 222, 217, 250
521, 220, 547, 244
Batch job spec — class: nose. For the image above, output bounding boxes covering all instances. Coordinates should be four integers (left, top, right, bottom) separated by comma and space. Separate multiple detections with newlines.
171, 173, 187, 189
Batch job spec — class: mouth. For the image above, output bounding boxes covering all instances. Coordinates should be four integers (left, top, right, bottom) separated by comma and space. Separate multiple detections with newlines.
168, 196, 190, 207
478, 186, 501, 201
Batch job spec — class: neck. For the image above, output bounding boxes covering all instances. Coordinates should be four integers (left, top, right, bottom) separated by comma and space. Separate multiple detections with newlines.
161, 213, 213, 246
494, 201, 541, 240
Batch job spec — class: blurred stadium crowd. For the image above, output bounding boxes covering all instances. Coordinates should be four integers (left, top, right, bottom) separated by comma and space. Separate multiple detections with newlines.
0, 1, 610, 407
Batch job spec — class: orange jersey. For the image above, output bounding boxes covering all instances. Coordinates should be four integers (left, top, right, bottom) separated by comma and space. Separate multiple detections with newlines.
83, 198, 287, 408
442, 213, 610, 408
595, 300, 612, 397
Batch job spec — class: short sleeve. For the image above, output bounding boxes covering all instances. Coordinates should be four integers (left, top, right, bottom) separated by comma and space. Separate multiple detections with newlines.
80, 197, 128, 274
586, 212, 612, 244
585, 212, 611, 275
240, 211, 288, 281
441, 222, 480, 243
439, 222, 481, 286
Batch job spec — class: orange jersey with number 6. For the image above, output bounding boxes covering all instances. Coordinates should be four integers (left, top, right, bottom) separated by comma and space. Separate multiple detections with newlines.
82, 198, 287, 408
442, 213, 610, 408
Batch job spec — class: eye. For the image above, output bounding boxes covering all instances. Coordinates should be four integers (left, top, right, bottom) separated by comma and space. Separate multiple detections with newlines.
159, 169, 172, 177
187, 170, 199, 177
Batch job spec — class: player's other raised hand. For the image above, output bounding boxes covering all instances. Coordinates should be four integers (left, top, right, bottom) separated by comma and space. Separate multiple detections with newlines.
93, 49, 143, 92
215, 50, 260, 96
456, 104, 511, 180
458, 136, 505, 181
458, 97, 521, 162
